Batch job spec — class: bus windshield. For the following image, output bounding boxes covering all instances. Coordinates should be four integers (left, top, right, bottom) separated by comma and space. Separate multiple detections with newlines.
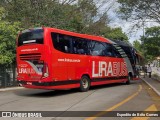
18, 29, 44, 46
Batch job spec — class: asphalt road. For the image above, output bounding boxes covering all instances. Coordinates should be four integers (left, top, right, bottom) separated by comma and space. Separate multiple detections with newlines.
0, 80, 159, 120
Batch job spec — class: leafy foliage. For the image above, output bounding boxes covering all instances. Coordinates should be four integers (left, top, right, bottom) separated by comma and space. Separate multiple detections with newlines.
141, 26, 160, 61
104, 27, 128, 41
0, 22, 21, 66
133, 40, 142, 53
0, 0, 98, 32
0, 7, 5, 20
117, 0, 160, 23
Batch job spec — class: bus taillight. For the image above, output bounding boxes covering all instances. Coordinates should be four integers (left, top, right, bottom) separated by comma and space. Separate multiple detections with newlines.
42, 63, 49, 78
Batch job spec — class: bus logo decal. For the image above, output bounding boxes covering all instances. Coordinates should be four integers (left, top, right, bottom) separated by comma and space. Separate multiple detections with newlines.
18, 68, 35, 74
92, 61, 127, 77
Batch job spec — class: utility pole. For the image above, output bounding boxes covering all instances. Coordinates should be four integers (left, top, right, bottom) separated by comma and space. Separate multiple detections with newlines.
142, 21, 146, 64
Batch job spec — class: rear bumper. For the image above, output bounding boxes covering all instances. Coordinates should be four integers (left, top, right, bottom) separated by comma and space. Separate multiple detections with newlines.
17, 80, 80, 90
17, 80, 80, 86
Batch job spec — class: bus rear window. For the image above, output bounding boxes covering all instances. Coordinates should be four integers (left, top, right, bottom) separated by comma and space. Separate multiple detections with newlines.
18, 29, 44, 46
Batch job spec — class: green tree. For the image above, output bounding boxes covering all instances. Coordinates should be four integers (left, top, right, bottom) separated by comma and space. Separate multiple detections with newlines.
0, 21, 21, 67
0, 0, 98, 32
104, 27, 128, 42
133, 40, 142, 53
141, 26, 160, 61
0, 0, 128, 41
117, 0, 160, 23
0, 7, 5, 20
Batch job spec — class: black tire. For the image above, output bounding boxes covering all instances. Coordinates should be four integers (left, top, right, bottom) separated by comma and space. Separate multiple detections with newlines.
126, 75, 131, 85
80, 76, 90, 92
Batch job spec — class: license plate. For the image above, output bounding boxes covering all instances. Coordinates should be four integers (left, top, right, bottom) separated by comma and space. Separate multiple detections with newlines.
26, 82, 32, 85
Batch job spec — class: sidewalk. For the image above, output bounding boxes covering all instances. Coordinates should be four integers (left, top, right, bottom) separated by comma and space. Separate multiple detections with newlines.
0, 86, 24, 92
141, 76, 160, 96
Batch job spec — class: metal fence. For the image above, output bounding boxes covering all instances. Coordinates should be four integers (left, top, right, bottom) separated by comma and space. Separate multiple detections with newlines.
0, 68, 18, 88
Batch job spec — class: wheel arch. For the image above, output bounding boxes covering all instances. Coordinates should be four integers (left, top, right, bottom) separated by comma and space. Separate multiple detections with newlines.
81, 74, 91, 80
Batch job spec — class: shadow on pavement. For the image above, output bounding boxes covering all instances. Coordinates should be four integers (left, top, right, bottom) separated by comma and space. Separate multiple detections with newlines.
13, 80, 140, 98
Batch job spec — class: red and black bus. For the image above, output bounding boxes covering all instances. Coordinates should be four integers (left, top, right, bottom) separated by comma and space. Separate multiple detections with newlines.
16, 27, 138, 91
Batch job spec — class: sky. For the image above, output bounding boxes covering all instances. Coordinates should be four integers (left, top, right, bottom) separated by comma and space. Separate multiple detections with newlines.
108, 13, 160, 44
100, 0, 160, 44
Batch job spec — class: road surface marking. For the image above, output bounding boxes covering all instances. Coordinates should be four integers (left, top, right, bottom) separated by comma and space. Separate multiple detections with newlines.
130, 104, 158, 120
85, 85, 142, 120
141, 78, 160, 96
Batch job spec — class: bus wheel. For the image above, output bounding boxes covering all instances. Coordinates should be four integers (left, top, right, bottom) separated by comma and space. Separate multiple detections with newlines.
126, 75, 131, 85
80, 76, 90, 92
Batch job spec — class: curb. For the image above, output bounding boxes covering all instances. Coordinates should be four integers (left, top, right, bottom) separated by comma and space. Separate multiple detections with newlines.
0, 87, 24, 92
141, 78, 160, 96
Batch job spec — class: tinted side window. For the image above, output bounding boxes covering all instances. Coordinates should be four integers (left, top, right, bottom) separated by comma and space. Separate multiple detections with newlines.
104, 43, 113, 57
104, 43, 122, 57
72, 38, 90, 55
91, 41, 106, 56
51, 33, 121, 57
51, 33, 72, 53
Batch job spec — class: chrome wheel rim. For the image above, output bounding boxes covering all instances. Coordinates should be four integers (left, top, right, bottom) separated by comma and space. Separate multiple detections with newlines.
82, 78, 88, 89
